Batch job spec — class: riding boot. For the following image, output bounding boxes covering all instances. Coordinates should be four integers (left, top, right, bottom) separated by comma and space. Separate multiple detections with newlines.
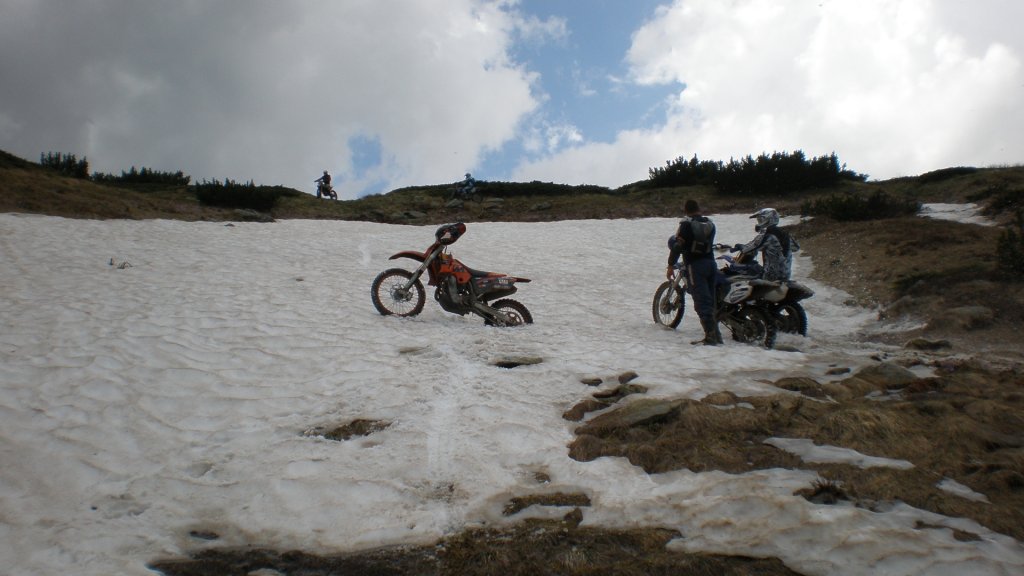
711, 322, 724, 345
691, 317, 722, 346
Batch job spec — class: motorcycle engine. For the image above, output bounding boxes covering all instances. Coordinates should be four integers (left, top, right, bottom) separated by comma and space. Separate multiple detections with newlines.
435, 279, 471, 315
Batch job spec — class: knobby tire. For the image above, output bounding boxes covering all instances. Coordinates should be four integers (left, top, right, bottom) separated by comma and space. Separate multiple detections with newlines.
371, 268, 425, 317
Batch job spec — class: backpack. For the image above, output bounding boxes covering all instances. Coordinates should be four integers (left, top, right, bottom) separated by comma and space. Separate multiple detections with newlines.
765, 226, 797, 257
688, 219, 715, 254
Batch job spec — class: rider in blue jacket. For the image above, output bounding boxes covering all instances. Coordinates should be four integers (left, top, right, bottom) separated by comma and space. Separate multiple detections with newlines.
668, 199, 722, 345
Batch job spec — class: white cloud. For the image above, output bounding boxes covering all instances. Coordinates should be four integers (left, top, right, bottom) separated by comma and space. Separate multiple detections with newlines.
514, 0, 1024, 186
0, 0, 547, 197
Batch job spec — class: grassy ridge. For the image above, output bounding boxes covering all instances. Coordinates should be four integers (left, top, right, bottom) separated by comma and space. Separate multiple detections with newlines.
1, 148, 1021, 225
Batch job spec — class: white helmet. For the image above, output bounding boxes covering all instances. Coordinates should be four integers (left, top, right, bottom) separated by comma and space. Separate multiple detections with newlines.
750, 208, 780, 232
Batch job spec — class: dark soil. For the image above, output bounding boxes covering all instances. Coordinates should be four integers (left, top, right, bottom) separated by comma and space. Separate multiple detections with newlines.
151, 520, 802, 576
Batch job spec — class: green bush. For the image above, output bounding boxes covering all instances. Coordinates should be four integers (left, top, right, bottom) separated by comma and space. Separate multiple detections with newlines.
193, 179, 299, 212
917, 166, 977, 184
93, 166, 191, 186
40, 151, 89, 179
998, 210, 1024, 277
476, 180, 612, 197
647, 150, 866, 194
394, 180, 615, 199
800, 190, 921, 221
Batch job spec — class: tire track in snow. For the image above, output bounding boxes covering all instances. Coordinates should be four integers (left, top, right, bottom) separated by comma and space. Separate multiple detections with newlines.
420, 337, 486, 534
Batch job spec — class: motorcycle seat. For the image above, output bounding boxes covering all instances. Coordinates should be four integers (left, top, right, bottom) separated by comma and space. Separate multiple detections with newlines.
467, 266, 503, 278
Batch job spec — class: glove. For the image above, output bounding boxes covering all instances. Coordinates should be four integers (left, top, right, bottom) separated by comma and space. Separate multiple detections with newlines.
731, 243, 743, 253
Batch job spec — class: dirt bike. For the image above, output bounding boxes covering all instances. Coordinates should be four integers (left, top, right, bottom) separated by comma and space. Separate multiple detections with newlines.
652, 262, 688, 329
713, 253, 780, 348
447, 185, 480, 203
768, 281, 814, 336
653, 260, 779, 347
316, 181, 337, 200
370, 222, 533, 326
651, 248, 775, 347
719, 244, 814, 337
653, 245, 814, 347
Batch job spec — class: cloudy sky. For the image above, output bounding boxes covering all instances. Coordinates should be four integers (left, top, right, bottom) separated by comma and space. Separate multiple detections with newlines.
1, 0, 1022, 198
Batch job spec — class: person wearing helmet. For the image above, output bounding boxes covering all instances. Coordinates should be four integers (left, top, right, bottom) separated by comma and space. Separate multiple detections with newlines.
735, 208, 800, 282
315, 170, 333, 198
457, 172, 476, 199
668, 199, 722, 345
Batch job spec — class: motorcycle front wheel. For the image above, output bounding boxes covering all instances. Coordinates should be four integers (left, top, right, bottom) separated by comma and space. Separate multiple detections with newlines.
729, 307, 777, 349
652, 281, 685, 329
485, 299, 533, 327
774, 302, 808, 336
371, 268, 425, 317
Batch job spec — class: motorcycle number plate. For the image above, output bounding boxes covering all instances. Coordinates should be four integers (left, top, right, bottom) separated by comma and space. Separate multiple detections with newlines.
724, 282, 752, 304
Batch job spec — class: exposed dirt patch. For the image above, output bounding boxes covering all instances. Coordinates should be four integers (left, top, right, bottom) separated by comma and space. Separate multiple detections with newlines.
303, 419, 392, 441
492, 356, 544, 369
793, 214, 1024, 362
150, 519, 803, 576
568, 360, 1024, 541
502, 492, 592, 516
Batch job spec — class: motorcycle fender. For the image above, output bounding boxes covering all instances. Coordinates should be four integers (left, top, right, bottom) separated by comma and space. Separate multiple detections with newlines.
785, 282, 815, 301
389, 250, 428, 263
762, 286, 788, 302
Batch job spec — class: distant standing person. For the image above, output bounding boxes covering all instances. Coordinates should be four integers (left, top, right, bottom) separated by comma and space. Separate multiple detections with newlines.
667, 199, 722, 345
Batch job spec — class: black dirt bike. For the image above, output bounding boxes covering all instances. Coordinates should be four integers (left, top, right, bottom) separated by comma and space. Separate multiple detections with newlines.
652, 245, 812, 347
316, 181, 337, 200
652, 257, 777, 347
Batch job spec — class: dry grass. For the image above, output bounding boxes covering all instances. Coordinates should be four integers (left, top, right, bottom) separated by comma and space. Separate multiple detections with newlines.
568, 360, 1024, 541
150, 521, 802, 576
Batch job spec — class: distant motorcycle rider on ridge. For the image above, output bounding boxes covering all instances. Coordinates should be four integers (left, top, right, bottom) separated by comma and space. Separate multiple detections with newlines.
314, 170, 336, 199
668, 199, 722, 346
456, 173, 476, 199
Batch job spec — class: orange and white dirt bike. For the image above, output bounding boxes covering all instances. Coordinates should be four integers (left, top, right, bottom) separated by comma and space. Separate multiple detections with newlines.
370, 223, 533, 326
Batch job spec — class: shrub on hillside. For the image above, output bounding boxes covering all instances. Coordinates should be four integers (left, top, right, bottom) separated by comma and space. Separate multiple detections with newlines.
40, 151, 89, 179
800, 190, 921, 221
93, 166, 191, 186
193, 179, 299, 212
477, 180, 612, 197
998, 210, 1024, 277
917, 166, 978, 184
648, 150, 866, 194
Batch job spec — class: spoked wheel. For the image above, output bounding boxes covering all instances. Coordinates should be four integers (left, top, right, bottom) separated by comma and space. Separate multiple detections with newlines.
652, 281, 685, 329
371, 268, 425, 317
729, 307, 777, 349
485, 299, 533, 327
773, 303, 808, 336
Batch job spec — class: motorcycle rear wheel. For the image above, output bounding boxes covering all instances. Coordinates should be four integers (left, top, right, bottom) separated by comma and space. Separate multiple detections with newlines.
774, 303, 808, 336
486, 299, 533, 326
729, 307, 777, 349
652, 281, 685, 329
371, 268, 425, 317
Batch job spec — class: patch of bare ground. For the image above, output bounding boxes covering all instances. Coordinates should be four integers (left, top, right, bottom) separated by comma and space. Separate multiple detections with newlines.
792, 214, 1024, 362
568, 359, 1024, 542
150, 519, 801, 576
